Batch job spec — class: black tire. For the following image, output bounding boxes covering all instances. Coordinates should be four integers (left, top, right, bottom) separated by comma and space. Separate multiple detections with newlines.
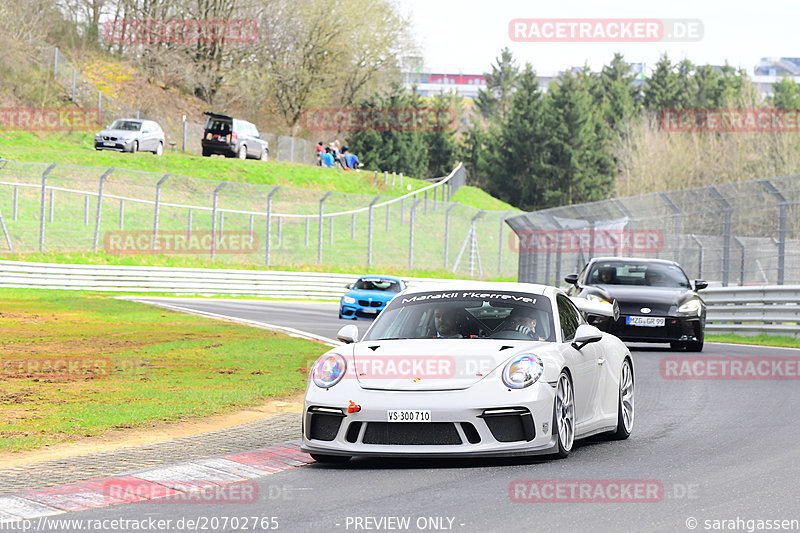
551, 371, 575, 459
607, 358, 634, 440
154, 142, 163, 156
260, 148, 269, 162
130, 141, 138, 154
238, 145, 247, 160
202, 148, 211, 157
670, 329, 704, 352
310, 453, 351, 464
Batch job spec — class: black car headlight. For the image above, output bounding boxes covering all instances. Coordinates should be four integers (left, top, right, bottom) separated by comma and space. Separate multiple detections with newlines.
502, 354, 544, 389
677, 299, 702, 316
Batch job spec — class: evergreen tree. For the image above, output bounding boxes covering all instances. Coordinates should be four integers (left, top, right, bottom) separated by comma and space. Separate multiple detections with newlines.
644, 55, 683, 111
597, 53, 640, 129
772, 75, 800, 109
475, 47, 520, 122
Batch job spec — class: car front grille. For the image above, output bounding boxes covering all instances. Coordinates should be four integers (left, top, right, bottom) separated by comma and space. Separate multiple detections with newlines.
358, 300, 384, 307
362, 422, 462, 445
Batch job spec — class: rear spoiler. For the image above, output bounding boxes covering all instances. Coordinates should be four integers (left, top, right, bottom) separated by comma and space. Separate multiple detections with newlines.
570, 297, 620, 321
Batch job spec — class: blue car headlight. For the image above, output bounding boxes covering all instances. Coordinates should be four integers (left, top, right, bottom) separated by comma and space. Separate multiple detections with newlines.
343, 296, 356, 304
312, 353, 347, 389
502, 354, 544, 389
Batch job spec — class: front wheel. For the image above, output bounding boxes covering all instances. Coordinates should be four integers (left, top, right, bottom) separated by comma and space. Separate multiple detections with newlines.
607, 358, 634, 440
129, 140, 138, 154
154, 142, 163, 156
552, 371, 575, 458
310, 453, 351, 464
260, 148, 269, 161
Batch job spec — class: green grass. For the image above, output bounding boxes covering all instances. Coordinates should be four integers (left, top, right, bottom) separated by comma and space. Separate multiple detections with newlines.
451, 186, 516, 211
707, 334, 800, 349
0, 288, 329, 452
0, 131, 429, 196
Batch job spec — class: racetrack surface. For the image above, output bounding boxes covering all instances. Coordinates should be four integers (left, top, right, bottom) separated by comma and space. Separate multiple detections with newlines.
53, 299, 800, 532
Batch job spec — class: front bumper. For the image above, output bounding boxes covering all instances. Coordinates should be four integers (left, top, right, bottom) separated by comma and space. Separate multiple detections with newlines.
339, 302, 386, 319
597, 314, 703, 343
95, 138, 135, 151
301, 377, 558, 458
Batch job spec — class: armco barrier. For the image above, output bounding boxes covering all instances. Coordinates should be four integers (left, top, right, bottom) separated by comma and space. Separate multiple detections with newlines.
702, 285, 800, 337
0, 260, 450, 299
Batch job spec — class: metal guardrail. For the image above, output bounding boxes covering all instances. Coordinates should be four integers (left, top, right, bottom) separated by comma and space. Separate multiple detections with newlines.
703, 286, 800, 337
0, 260, 448, 300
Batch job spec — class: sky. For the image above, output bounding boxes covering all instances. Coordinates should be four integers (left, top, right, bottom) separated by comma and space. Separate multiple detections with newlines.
400, 0, 799, 77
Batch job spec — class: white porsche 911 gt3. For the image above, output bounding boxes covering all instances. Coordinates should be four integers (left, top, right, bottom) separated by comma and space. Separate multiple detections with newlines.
301, 282, 634, 462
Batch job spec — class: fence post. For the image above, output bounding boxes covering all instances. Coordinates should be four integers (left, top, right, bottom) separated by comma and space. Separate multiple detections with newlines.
367, 196, 381, 267
187, 209, 192, 238
373, 170, 378, 186
399, 173, 403, 188
249, 215, 254, 245
210, 181, 227, 259
12, 186, 18, 221
265, 186, 280, 266
119, 199, 124, 229
48, 189, 54, 223
317, 191, 333, 264
38, 163, 56, 253
152, 174, 170, 251
408, 198, 423, 269
384, 171, 388, 185
444, 204, 457, 269
707, 186, 731, 286
0, 206, 11, 251
84, 195, 89, 226
690, 234, 704, 279
733, 236, 745, 286
497, 210, 513, 275
277, 217, 282, 246
759, 179, 787, 285
182, 115, 187, 152
304, 218, 309, 246
218, 212, 224, 238
424, 190, 428, 214
92, 167, 114, 252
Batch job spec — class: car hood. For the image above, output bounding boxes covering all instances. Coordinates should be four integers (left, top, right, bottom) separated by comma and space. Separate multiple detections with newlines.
345, 289, 398, 302
349, 338, 547, 391
97, 128, 140, 137
586, 285, 695, 315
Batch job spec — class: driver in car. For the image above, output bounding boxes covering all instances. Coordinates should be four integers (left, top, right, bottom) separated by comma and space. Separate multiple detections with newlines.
500, 307, 544, 340
434, 306, 463, 338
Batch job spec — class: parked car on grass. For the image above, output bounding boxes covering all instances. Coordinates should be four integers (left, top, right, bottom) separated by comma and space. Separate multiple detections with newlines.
201, 111, 269, 161
94, 119, 165, 155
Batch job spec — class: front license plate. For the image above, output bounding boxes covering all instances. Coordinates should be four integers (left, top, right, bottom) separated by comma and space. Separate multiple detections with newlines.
103, 142, 114, 146
361, 308, 378, 314
387, 410, 431, 422
626, 316, 665, 327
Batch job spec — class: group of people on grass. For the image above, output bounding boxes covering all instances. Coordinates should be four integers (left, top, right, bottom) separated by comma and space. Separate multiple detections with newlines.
316, 140, 360, 170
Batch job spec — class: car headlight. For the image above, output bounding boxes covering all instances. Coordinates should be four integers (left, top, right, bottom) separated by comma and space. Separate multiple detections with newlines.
502, 354, 544, 389
678, 299, 702, 316
312, 353, 347, 389
343, 296, 356, 304
586, 294, 612, 305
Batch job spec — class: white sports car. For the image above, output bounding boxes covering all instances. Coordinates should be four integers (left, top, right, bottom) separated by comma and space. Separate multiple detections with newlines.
301, 282, 634, 462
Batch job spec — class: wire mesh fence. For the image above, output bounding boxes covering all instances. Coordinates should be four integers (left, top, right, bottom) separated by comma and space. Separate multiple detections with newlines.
0, 160, 514, 277
507, 175, 800, 286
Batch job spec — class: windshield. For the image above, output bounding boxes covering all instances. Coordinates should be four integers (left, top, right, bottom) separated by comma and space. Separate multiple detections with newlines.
354, 278, 401, 292
587, 261, 691, 289
364, 290, 555, 342
109, 120, 142, 131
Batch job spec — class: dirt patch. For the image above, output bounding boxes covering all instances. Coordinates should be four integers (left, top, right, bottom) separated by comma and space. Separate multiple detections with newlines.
0, 392, 304, 469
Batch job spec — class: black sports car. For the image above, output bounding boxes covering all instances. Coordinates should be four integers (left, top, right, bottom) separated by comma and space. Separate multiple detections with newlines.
565, 257, 707, 351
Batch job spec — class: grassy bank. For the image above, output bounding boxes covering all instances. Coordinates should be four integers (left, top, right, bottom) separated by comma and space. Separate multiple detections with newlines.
0, 288, 328, 452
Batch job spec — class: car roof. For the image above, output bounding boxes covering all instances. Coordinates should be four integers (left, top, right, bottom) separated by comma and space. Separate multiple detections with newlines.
357, 275, 403, 282
401, 280, 551, 297
589, 256, 679, 267
204, 111, 233, 120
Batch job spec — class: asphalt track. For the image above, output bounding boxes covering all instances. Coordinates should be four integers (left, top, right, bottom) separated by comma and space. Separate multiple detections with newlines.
50, 299, 800, 532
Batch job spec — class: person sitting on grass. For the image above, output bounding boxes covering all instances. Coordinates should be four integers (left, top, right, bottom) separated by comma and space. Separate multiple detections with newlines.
320, 147, 335, 168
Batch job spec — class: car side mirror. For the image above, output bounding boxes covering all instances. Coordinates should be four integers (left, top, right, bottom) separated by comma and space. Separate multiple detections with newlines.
564, 273, 579, 285
345, 283, 353, 289
694, 279, 708, 291
571, 324, 602, 350
337, 324, 359, 344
